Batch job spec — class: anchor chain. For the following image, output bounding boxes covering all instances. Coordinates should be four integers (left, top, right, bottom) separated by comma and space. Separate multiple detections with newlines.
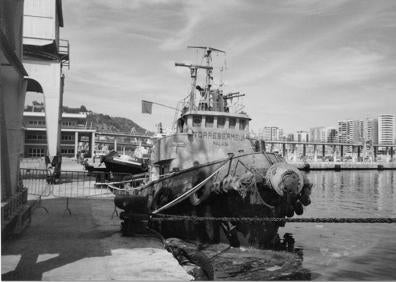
151, 214, 396, 224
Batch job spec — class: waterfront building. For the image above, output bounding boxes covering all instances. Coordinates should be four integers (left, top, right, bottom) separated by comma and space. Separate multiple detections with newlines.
294, 130, 309, 142
262, 126, 283, 141
363, 118, 378, 144
309, 127, 326, 142
22, 0, 69, 163
378, 114, 395, 145
325, 127, 337, 143
23, 109, 95, 158
338, 120, 363, 144
286, 133, 294, 141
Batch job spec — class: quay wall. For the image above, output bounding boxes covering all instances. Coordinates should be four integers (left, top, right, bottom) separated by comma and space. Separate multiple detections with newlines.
290, 161, 396, 171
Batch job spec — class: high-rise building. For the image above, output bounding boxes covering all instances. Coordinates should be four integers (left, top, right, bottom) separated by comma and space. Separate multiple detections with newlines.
309, 127, 326, 142
262, 126, 283, 141
338, 121, 348, 143
338, 120, 363, 144
378, 114, 395, 145
294, 130, 309, 142
363, 118, 378, 144
325, 127, 337, 143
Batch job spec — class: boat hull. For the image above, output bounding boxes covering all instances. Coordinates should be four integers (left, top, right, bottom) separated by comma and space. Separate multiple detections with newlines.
115, 152, 311, 250
104, 159, 147, 174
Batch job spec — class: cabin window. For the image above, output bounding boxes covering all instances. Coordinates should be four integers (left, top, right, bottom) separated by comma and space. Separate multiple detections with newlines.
229, 118, 236, 129
205, 116, 214, 128
217, 117, 225, 128
239, 119, 246, 130
193, 115, 202, 127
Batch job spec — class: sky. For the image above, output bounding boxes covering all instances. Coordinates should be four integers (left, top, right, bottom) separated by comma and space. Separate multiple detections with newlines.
59, 0, 396, 133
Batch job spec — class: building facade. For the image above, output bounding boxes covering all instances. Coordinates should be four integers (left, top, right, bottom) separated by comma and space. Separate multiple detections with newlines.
293, 130, 309, 142
378, 114, 395, 145
309, 127, 326, 142
1, 0, 40, 237
324, 127, 337, 143
338, 120, 363, 144
22, 0, 69, 162
23, 110, 95, 158
261, 126, 283, 141
363, 118, 378, 144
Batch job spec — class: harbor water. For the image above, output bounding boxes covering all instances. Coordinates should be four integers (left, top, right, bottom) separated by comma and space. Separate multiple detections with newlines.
281, 170, 396, 280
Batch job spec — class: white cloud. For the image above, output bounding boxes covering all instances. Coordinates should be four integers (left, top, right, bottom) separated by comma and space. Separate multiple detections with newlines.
159, 0, 241, 50
280, 47, 392, 88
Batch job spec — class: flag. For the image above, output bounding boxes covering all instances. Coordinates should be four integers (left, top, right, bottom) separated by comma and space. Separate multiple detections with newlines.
142, 100, 153, 114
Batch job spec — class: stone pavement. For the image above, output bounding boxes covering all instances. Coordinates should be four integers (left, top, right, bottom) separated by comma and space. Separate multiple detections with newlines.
1, 198, 192, 280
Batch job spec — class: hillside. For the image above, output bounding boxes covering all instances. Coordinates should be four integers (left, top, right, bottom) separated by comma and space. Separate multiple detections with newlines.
62, 104, 151, 135
86, 113, 150, 135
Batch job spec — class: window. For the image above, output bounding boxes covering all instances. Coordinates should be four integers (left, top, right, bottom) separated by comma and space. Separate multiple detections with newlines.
28, 148, 45, 157
62, 121, 75, 127
217, 117, 225, 128
61, 148, 75, 155
28, 120, 45, 126
193, 116, 202, 127
239, 119, 246, 130
61, 135, 74, 141
229, 118, 236, 129
205, 116, 214, 128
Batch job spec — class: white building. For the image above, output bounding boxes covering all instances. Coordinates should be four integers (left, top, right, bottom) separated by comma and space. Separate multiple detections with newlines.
23, 0, 69, 163
378, 114, 395, 145
338, 120, 363, 144
363, 118, 378, 144
293, 130, 309, 142
261, 126, 283, 141
309, 127, 326, 142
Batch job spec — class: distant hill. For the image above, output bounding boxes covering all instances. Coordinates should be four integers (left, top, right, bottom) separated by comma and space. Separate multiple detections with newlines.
86, 113, 151, 135
62, 104, 151, 135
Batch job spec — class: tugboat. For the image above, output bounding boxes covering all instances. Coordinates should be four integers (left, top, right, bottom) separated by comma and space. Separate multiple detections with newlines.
115, 46, 312, 250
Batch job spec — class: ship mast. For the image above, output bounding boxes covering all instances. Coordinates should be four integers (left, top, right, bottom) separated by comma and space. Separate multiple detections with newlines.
174, 63, 213, 111
187, 46, 225, 107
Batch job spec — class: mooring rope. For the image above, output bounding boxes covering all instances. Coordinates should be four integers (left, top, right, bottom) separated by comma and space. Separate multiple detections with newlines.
150, 214, 396, 223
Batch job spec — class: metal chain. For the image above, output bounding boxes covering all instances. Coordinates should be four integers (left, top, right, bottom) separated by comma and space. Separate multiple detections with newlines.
150, 214, 396, 223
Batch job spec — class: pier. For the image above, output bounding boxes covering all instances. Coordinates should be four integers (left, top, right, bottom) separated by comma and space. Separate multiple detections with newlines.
261, 140, 396, 170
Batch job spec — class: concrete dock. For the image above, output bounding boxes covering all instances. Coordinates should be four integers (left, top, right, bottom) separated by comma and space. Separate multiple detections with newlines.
1, 198, 192, 281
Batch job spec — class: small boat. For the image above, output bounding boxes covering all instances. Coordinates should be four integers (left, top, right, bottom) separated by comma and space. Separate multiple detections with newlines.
115, 46, 313, 250
101, 150, 148, 174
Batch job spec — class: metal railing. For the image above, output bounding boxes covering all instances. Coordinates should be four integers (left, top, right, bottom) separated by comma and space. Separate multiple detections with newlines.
59, 39, 70, 69
20, 168, 149, 214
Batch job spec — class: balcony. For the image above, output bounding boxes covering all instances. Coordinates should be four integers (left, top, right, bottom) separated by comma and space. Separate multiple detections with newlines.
23, 38, 69, 69
59, 39, 70, 69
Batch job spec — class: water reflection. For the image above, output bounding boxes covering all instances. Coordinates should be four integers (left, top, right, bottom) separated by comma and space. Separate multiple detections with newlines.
282, 170, 396, 280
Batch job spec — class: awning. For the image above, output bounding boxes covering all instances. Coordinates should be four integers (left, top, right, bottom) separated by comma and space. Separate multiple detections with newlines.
25, 78, 43, 93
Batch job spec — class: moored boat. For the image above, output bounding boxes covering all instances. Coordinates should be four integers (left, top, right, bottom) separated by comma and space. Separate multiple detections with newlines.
115, 46, 312, 249
101, 150, 149, 174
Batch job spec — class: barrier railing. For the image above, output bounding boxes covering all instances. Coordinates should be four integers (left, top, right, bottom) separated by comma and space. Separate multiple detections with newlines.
20, 168, 149, 214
